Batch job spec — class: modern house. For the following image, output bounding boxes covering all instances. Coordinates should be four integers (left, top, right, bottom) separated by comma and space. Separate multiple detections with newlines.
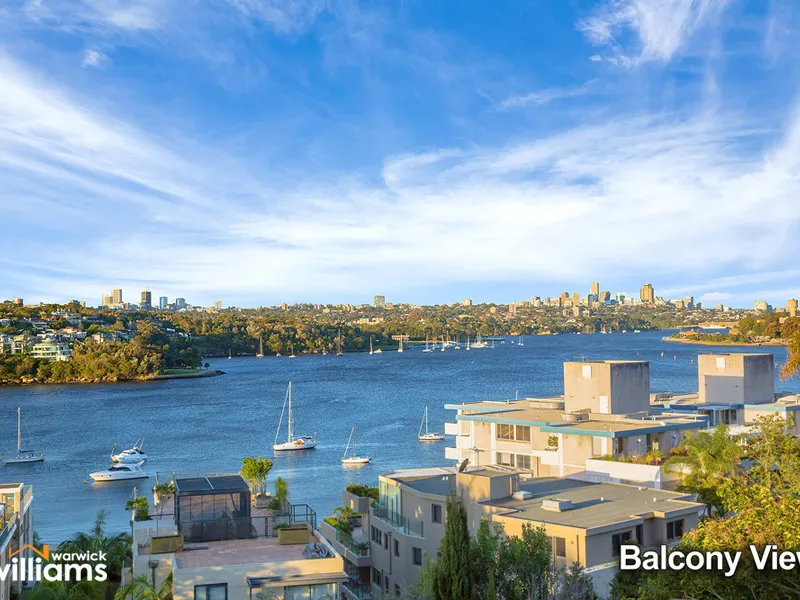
131, 473, 347, 600
652, 353, 800, 436
444, 360, 708, 487
0, 483, 34, 600
366, 467, 702, 598
30, 339, 72, 362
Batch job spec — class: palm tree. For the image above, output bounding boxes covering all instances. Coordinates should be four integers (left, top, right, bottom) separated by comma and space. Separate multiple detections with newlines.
664, 425, 742, 514
59, 510, 132, 585
24, 576, 106, 600
781, 328, 800, 380
115, 572, 172, 600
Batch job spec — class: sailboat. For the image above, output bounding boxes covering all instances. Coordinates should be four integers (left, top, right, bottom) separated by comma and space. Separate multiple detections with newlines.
518, 336, 524, 347
256, 336, 265, 358
466, 337, 471, 351
440, 335, 446, 352
422, 336, 432, 353
273, 382, 317, 451
418, 406, 444, 442
398, 337, 404, 353
5, 407, 44, 464
228, 348, 232, 359
341, 426, 371, 465
472, 334, 488, 348
337, 329, 344, 356
289, 344, 296, 358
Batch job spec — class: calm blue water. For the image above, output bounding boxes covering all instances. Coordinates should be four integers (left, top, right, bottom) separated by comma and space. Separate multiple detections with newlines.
0, 331, 796, 543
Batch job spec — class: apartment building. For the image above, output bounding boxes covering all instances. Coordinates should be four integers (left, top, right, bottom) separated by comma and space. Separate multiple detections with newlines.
0, 483, 35, 600
366, 467, 702, 598
653, 353, 800, 435
131, 474, 347, 600
30, 339, 72, 362
445, 360, 707, 486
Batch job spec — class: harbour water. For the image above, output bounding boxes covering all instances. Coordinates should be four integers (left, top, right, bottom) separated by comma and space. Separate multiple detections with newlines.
1, 331, 797, 543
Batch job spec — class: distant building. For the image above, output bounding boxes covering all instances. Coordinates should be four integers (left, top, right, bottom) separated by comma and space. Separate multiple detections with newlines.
674, 299, 685, 309
30, 339, 72, 362
489, 306, 498, 314
615, 292, 626, 304
112, 288, 123, 305
462, 298, 473, 306
640, 283, 655, 304
600, 291, 610, 303
374, 295, 386, 308
754, 300, 772, 313
12, 298, 23, 306
214, 300, 223, 310
101, 294, 113, 307
140, 289, 152, 309
788, 299, 798, 318
572, 292, 580, 306
587, 293, 598, 307
683, 296, 694, 310
159, 296, 168, 310
590, 282, 600, 296
175, 297, 187, 310
560, 292, 569, 304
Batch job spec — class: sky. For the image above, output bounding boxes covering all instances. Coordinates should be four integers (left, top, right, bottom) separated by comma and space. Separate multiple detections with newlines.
1, 0, 799, 308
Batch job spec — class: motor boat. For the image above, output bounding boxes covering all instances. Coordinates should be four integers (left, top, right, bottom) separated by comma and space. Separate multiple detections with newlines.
90, 462, 148, 481
418, 406, 444, 442
111, 440, 148, 464
273, 382, 317, 451
341, 426, 371, 465
5, 407, 44, 464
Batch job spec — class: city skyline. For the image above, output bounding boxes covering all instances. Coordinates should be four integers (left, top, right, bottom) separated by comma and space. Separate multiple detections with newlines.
1, 1, 799, 306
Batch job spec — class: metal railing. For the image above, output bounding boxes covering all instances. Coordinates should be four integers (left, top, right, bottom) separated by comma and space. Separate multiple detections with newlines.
342, 580, 372, 599
178, 503, 317, 543
335, 529, 370, 557
372, 502, 423, 537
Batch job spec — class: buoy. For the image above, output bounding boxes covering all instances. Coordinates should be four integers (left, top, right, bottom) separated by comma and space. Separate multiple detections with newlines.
83, 479, 88, 484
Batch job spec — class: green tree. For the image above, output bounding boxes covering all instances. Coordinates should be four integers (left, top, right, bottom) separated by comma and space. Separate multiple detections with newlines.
553, 563, 598, 600
663, 425, 742, 515
432, 495, 472, 600
240, 457, 273, 497
114, 573, 172, 600
274, 476, 289, 509
59, 510, 131, 586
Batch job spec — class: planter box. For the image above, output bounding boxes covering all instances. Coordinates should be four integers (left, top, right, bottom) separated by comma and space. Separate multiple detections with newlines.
254, 495, 272, 509
151, 534, 184, 554
342, 490, 372, 515
278, 523, 311, 545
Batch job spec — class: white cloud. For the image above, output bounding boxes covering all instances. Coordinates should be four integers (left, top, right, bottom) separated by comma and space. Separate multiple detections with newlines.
24, 0, 165, 32
699, 292, 732, 303
498, 81, 595, 110
225, 0, 327, 34
81, 48, 108, 68
578, 0, 729, 66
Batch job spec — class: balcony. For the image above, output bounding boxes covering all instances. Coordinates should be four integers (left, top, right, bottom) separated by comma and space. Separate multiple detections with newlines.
445, 422, 470, 436
342, 579, 372, 599
372, 502, 423, 537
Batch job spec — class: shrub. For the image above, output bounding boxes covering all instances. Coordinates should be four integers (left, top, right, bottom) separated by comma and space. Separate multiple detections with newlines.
346, 483, 379, 500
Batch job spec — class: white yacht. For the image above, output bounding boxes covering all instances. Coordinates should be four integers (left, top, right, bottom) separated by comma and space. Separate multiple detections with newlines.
111, 440, 148, 464
397, 338, 404, 353
472, 334, 488, 349
90, 462, 148, 482
273, 382, 317, 451
5, 408, 44, 464
422, 337, 432, 353
341, 426, 371, 465
418, 406, 444, 442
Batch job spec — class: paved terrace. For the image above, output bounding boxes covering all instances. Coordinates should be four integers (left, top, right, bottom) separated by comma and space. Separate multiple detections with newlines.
175, 535, 327, 569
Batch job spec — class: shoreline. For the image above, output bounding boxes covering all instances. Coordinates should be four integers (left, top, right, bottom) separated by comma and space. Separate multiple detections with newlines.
661, 337, 788, 347
0, 368, 225, 387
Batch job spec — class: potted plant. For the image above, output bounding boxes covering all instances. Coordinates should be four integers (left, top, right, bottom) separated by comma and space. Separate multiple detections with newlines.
241, 456, 273, 508
274, 476, 289, 512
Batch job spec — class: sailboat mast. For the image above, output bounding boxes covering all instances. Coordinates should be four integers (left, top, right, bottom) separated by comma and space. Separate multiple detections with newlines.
287, 382, 294, 442
17, 407, 21, 451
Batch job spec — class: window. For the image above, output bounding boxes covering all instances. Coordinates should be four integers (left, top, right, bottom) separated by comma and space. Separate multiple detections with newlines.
496, 452, 513, 467
515, 425, 531, 442
515, 454, 531, 470
384, 575, 390, 593
645, 434, 653, 453
636, 524, 644, 545
393, 539, 400, 557
371, 526, 381, 544
372, 569, 383, 587
666, 520, 684, 541
592, 436, 604, 457
384, 532, 389, 550
284, 584, 337, 600
615, 437, 624, 455
582, 365, 592, 378
412, 547, 423, 566
395, 584, 401, 597
194, 584, 227, 600
497, 424, 514, 440
432, 503, 442, 524
554, 537, 566, 558
716, 357, 726, 369
612, 531, 632, 557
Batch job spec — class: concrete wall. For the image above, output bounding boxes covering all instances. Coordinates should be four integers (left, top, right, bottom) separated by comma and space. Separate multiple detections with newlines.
698, 354, 774, 405
564, 362, 650, 415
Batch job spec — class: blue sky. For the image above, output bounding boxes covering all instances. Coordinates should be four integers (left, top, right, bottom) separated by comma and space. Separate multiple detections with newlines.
1, 0, 798, 308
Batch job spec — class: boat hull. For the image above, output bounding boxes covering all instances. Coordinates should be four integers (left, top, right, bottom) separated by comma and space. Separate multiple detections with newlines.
90, 472, 149, 481
273, 440, 317, 452
5, 455, 44, 464
342, 457, 371, 465
418, 434, 444, 442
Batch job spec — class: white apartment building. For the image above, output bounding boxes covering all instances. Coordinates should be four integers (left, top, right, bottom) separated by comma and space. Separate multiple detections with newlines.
0, 483, 35, 600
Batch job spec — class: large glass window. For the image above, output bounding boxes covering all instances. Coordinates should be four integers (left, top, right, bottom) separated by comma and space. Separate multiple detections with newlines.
666, 520, 684, 541
412, 547, 423, 566
612, 531, 632, 557
284, 583, 337, 600
431, 504, 442, 524
515, 426, 531, 442
496, 424, 514, 440
195, 584, 227, 600
515, 454, 531, 470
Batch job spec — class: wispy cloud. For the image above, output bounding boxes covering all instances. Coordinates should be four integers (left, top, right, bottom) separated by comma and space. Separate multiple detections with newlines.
498, 81, 596, 110
578, 0, 729, 66
81, 48, 109, 68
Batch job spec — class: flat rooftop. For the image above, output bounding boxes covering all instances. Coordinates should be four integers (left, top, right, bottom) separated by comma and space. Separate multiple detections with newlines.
489, 478, 700, 531
174, 533, 332, 569
390, 466, 513, 496
449, 400, 706, 435
174, 474, 250, 494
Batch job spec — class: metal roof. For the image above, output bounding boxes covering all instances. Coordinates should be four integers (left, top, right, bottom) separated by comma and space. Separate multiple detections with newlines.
175, 474, 250, 494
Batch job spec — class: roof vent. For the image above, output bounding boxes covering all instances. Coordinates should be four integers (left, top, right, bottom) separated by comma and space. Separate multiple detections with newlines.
542, 498, 573, 512
512, 491, 532, 501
